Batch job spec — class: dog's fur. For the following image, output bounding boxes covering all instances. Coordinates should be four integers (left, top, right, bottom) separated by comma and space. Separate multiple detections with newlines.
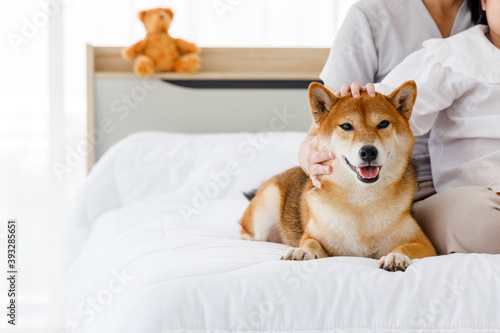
240, 81, 436, 271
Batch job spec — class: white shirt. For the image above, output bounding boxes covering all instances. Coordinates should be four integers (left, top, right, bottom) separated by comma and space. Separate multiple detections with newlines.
319, 0, 472, 183
377, 25, 500, 193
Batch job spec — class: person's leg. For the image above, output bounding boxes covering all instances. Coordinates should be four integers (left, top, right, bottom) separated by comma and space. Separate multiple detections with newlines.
412, 186, 500, 255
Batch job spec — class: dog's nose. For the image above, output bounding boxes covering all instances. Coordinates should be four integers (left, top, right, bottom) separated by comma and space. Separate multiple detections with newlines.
359, 145, 378, 162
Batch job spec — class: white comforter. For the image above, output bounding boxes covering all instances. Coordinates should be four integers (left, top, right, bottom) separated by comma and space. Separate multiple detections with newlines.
64, 132, 500, 333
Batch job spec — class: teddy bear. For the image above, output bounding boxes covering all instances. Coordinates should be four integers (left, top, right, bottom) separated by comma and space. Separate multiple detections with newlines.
122, 8, 201, 77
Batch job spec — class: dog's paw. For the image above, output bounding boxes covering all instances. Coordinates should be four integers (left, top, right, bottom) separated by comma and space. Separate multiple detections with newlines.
379, 253, 410, 272
280, 247, 318, 261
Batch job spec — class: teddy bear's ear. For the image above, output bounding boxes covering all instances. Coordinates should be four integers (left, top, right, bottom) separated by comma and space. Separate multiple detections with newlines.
138, 10, 147, 23
164, 8, 174, 19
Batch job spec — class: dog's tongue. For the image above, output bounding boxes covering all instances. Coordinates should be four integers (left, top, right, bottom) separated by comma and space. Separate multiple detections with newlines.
357, 166, 379, 179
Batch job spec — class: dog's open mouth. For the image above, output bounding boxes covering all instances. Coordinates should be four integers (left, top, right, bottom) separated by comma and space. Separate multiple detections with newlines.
345, 158, 380, 183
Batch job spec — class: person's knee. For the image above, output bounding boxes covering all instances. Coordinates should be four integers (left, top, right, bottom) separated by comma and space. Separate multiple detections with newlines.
430, 186, 495, 216
427, 186, 500, 254
412, 186, 500, 254
413, 186, 479, 224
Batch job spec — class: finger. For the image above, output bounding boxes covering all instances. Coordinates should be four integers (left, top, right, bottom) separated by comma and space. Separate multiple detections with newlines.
334, 90, 341, 98
365, 83, 376, 97
341, 83, 351, 97
311, 175, 322, 190
310, 151, 335, 164
308, 137, 319, 152
309, 163, 332, 176
351, 82, 362, 98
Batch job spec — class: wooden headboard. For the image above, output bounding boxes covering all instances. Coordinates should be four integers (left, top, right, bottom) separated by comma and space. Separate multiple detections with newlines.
87, 45, 329, 171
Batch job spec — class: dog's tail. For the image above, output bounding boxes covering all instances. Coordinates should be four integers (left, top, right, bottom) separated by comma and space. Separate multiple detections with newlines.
243, 189, 258, 201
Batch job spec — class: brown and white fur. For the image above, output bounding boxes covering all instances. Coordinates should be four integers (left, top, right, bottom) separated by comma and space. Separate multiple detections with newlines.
240, 81, 436, 271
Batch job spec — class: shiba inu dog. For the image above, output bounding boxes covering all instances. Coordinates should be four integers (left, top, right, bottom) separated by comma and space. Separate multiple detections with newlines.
240, 81, 436, 271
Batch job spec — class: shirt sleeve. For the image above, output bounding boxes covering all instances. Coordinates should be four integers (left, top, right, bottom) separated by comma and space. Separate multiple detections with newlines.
375, 49, 465, 135
319, 5, 378, 90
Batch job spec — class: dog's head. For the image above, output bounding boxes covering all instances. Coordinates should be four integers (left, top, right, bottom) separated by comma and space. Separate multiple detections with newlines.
308, 81, 416, 186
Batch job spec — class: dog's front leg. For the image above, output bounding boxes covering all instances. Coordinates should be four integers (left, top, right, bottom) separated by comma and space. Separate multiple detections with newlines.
281, 234, 328, 260
379, 238, 436, 272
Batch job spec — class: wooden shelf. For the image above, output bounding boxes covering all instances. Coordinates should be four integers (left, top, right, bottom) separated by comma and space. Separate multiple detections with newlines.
90, 46, 329, 80
87, 45, 329, 171
95, 71, 323, 80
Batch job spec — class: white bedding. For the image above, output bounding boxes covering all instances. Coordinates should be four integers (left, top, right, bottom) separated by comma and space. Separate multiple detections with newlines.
64, 131, 500, 333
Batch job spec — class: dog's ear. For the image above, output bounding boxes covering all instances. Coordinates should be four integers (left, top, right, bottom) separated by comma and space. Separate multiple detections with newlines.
164, 8, 174, 19
308, 82, 339, 126
387, 80, 417, 120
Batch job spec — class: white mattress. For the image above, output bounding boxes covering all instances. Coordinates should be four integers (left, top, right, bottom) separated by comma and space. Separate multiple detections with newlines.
64, 131, 500, 333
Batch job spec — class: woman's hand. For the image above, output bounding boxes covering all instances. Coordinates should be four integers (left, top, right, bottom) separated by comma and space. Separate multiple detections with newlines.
307, 137, 335, 189
299, 135, 334, 190
339, 82, 376, 98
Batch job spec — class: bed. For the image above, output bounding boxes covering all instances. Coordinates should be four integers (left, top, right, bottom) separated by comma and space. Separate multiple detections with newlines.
65, 46, 500, 332
63, 131, 500, 333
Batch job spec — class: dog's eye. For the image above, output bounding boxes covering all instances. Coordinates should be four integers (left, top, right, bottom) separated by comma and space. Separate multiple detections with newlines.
339, 123, 354, 131
377, 120, 390, 129
159, 15, 164, 19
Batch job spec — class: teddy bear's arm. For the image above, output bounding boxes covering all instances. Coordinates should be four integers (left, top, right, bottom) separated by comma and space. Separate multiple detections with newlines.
175, 39, 200, 54
122, 40, 147, 60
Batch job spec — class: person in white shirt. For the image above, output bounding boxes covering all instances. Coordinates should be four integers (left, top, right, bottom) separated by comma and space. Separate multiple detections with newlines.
340, 0, 500, 255
377, 24, 500, 194
299, 0, 478, 193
